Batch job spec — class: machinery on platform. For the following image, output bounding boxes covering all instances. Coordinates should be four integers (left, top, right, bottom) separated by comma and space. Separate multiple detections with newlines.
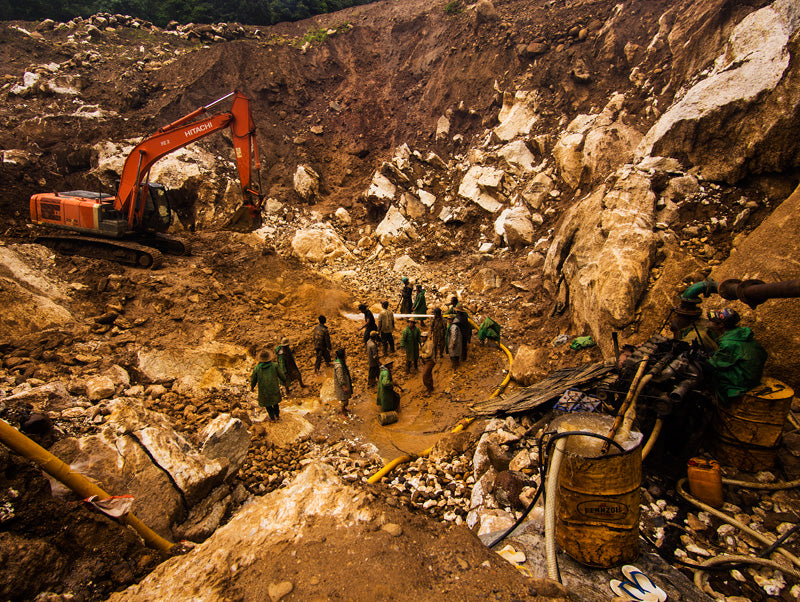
30, 90, 264, 268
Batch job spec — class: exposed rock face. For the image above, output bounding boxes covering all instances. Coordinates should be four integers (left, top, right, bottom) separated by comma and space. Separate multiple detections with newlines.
709, 184, 800, 391
553, 93, 642, 190
0, 245, 74, 337
544, 165, 658, 356
107, 463, 375, 601
637, 0, 800, 183
48, 398, 228, 537
136, 341, 253, 391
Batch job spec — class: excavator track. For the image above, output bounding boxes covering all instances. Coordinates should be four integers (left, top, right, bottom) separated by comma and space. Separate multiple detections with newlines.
35, 235, 163, 269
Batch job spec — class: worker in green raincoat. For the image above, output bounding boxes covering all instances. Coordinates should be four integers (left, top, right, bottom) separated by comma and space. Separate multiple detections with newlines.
275, 336, 306, 394
705, 309, 767, 403
477, 317, 501, 343
400, 318, 422, 374
413, 284, 427, 325
377, 361, 399, 412
250, 349, 287, 421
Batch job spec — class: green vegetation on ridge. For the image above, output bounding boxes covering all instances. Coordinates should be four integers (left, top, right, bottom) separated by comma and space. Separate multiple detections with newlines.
0, 0, 376, 27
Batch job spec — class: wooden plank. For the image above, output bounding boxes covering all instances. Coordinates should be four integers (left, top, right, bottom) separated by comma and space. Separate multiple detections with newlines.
470, 362, 613, 415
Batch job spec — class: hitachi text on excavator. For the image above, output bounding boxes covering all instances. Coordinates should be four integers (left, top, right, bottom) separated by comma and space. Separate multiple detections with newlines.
29, 90, 264, 268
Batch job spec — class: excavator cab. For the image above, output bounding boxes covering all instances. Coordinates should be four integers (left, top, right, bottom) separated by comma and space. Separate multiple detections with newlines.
141, 183, 173, 233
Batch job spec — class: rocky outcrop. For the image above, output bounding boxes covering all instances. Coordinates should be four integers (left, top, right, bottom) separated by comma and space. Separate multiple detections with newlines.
637, 0, 800, 183
48, 398, 230, 537
544, 165, 658, 356
107, 463, 374, 600
553, 93, 642, 190
0, 245, 74, 338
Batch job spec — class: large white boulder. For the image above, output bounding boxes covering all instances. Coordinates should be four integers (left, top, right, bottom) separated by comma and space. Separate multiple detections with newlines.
291, 228, 352, 263
494, 206, 536, 249
637, 0, 800, 182
48, 398, 228, 537
458, 165, 506, 213
366, 171, 397, 202
553, 93, 641, 189
494, 90, 539, 141
497, 140, 536, 173
375, 206, 418, 246
544, 166, 658, 356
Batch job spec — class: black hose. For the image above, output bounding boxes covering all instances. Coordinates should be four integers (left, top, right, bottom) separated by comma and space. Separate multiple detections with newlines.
487, 430, 625, 551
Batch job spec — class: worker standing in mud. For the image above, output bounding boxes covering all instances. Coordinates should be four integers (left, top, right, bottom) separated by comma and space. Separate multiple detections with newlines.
250, 349, 286, 422
357, 303, 378, 346
413, 284, 427, 325
275, 337, 306, 395
377, 361, 399, 412
400, 318, 422, 374
453, 304, 472, 361
447, 316, 463, 369
313, 315, 332, 373
419, 331, 435, 395
430, 307, 446, 360
398, 277, 413, 314
332, 348, 353, 415
366, 331, 381, 388
705, 308, 767, 403
378, 300, 395, 354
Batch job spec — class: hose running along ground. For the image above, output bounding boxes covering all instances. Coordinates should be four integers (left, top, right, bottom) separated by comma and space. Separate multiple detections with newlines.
367, 321, 513, 484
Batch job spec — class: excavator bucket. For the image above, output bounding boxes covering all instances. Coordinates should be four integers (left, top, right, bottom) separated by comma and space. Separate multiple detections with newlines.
222, 204, 262, 232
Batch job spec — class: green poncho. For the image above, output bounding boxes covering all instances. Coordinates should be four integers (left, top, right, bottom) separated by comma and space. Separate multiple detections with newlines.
250, 361, 286, 407
377, 367, 398, 411
477, 317, 501, 342
400, 325, 422, 362
707, 326, 767, 401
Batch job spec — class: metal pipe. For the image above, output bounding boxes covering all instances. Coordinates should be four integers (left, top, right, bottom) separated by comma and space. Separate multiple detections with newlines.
0, 419, 175, 553
718, 278, 800, 308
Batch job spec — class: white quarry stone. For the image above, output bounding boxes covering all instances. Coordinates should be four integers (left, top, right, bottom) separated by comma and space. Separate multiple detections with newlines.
375, 206, 418, 246
436, 114, 451, 140
417, 189, 436, 208
293, 164, 320, 202
497, 140, 535, 173
86, 375, 116, 401
334, 207, 352, 224
367, 172, 397, 201
458, 165, 505, 213
494, 90, 539, 141
291, 228, 352, 263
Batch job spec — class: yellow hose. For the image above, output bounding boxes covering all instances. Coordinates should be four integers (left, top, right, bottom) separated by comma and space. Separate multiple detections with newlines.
366, 417, 475, 484
368, 319, 512, 484
0, 419, 175, 553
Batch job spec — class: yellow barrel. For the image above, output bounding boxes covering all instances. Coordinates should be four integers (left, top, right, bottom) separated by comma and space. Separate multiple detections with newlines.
712, 377, 794, 472
553, 414, 642, 568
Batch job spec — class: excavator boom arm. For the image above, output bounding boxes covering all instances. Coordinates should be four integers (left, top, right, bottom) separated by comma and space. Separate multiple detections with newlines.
116, 90, 262, 227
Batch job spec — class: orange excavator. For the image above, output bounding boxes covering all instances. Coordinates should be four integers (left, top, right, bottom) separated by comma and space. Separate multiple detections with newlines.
30, 90, 264, 268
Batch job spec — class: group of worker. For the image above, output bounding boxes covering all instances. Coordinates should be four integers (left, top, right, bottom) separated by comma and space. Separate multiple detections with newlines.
249, 276, 479, 423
